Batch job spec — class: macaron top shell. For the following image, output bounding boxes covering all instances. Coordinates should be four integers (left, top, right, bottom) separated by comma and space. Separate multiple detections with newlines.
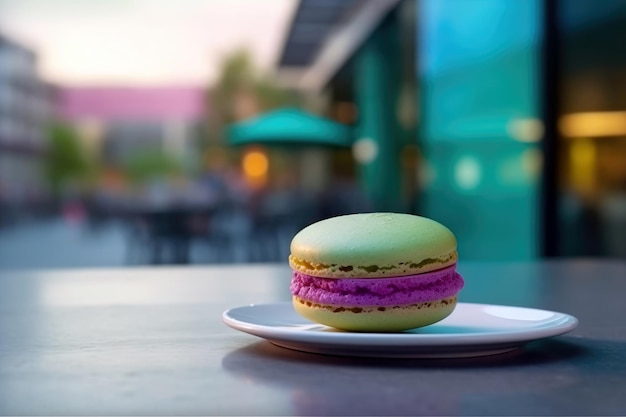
289, 212, 457, 278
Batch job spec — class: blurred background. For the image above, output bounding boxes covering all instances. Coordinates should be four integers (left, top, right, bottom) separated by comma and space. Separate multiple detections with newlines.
0, 0, 625, 270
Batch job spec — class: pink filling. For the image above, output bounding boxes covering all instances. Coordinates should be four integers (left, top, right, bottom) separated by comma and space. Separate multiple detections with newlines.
290, 265, 463, 307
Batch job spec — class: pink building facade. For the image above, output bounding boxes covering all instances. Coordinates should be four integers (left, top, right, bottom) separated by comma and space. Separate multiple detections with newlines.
58, 86, 207, 166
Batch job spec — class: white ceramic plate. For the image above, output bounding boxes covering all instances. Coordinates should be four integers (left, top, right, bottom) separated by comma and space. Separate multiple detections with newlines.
222, 302, 578, 358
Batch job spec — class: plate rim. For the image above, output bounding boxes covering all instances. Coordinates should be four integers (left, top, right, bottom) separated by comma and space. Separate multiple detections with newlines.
222, 301, 578, 347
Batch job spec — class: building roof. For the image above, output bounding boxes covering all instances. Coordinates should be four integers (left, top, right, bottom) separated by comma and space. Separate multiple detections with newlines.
58, 86, 207, 122
0, 32, 37, 61
278, 0, 364, 67
276, 0, 400, 90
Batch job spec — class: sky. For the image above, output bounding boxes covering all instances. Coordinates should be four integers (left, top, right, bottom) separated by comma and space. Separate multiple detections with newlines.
0, 0, 297, 86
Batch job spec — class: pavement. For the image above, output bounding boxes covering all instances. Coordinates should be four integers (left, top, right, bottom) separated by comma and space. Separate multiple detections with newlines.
0, 219, 129, 270
0, 217, 291, 270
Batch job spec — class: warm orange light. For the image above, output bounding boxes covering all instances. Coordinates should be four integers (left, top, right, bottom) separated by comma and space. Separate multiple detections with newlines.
569, 138, 596, 192
335, 102, 357, 124
559, 111, 626, 138
242, 151, 269, 178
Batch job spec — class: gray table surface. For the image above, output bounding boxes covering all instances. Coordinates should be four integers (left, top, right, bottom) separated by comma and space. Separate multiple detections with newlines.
0, 260, 625, 416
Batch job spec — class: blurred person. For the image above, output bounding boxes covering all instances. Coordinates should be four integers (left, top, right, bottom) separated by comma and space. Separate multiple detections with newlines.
249, 169, 317, 262
206, 172, 254, 263
201, 167, 229, 207
599, 180, 626, 258
318, 153, 372, 219
560, 187, 605, 257
124, 176, 198, 265
62, 199, 87, 226
318, 175, 373, 219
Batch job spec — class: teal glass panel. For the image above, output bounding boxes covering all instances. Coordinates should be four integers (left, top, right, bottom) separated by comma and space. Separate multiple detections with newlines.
418, 0, 542, 260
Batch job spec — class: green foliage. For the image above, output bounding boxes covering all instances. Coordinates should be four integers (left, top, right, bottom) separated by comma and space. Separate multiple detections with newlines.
210, 49, 256, 126
207, 49, 300, 138
255, 77, 298, 111
45, 122, 91, 192
123, 150, 181, 184
216, 49, 256, 93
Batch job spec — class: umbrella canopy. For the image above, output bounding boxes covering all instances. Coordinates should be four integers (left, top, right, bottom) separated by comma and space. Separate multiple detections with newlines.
227, 108, 353, 147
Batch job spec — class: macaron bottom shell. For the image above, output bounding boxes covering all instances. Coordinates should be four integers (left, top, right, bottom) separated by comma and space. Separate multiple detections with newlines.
293, 295, 458, 332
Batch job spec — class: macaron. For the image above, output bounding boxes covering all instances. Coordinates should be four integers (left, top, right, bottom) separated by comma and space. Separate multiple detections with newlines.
288, 212, 464, 332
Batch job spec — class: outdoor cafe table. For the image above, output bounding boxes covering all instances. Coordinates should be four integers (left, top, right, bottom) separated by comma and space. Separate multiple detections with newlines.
0, 260, 624, 415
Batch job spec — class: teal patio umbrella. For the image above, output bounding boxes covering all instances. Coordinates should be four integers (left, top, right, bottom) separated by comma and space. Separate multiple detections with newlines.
227, 108, 353, 147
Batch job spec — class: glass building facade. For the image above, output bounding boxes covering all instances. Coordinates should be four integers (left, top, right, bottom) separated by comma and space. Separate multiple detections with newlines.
309, 0, 626, 260
418, 0, 542, 260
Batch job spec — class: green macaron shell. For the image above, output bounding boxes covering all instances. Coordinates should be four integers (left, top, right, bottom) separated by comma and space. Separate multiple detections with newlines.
289, 213, 457, 278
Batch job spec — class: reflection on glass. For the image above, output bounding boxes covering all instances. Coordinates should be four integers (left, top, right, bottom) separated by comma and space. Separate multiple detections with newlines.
418, 0, 541, 260
559, 0, 626, 258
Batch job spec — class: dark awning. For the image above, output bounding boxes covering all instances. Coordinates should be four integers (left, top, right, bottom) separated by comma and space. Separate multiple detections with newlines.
278, 0, 364, 68
276, 0, 399, 90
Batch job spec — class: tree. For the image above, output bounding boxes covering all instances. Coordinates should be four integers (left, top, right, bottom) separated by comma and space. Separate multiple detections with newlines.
206, 49, 300, 144
199, 49, 303, 177
45, 122, 91, 195
210, 49, 256, 127
123, 149, 181, 184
